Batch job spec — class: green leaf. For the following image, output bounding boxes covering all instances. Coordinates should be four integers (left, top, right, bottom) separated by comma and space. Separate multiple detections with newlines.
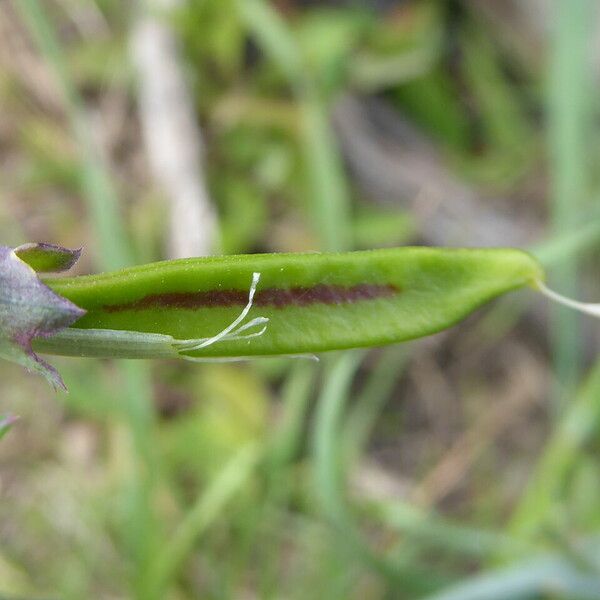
39, 247, 542, 361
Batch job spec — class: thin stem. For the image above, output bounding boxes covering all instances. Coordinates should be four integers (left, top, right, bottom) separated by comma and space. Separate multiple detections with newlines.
537, 281, 600, 319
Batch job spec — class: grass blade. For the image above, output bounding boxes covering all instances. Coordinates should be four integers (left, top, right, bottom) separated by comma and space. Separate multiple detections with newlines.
147, 443, 261, 597
547, 0, 594, 400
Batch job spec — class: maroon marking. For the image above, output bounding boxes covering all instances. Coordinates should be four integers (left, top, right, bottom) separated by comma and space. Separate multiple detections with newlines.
104, 283, 398, 313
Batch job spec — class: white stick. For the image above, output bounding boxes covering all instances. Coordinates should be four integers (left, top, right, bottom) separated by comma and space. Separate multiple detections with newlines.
131, 0, 220, 257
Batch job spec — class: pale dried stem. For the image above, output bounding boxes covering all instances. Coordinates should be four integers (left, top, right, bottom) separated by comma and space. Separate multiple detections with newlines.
131, 0, 220, 258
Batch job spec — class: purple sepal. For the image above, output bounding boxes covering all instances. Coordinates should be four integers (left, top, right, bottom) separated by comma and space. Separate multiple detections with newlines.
0, 246, 85, 389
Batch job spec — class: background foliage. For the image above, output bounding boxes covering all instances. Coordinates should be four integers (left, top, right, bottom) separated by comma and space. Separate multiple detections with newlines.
1, 1, 600, 598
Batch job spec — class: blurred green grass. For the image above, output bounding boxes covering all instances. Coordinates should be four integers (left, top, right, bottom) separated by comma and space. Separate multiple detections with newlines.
2, 1, 600, 599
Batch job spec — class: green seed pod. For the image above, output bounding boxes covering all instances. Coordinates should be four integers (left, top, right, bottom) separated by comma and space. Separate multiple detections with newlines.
38, 247, 542, 360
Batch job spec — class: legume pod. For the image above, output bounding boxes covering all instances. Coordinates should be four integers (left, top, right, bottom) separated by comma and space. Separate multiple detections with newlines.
37, 247, 542, 360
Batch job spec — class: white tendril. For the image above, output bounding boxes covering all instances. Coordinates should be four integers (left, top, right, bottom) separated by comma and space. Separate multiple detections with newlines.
175, 272, 269, 352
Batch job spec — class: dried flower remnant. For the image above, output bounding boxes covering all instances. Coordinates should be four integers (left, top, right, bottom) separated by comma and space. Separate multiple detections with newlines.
0, 245, 85, 389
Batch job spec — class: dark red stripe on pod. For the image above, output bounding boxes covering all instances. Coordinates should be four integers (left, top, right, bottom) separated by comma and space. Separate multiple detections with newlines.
103, 283, 398, 313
